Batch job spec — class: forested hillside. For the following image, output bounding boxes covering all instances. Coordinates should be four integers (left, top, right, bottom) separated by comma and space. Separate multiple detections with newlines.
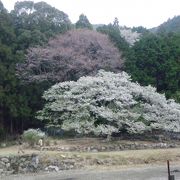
125, 32, 180, 101
151, 15, 180, 34
0, 0, 180, 138
0, 0, 71, 136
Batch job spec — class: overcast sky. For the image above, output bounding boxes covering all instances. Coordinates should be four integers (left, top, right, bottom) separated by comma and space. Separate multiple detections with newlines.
1, 0, 180, 28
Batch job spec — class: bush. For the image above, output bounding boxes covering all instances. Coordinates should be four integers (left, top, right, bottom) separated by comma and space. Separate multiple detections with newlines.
22, 128, 46, 147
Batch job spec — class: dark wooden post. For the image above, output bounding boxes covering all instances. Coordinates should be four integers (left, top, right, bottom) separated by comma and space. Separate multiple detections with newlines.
167, 160, 170, 179
167, 160, 175, 180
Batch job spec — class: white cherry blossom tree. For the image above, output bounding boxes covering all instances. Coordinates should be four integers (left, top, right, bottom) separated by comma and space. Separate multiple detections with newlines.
37, 70, 180, 136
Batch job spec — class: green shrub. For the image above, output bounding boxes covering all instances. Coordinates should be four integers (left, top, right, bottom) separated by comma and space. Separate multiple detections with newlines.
22, 128, 46, 147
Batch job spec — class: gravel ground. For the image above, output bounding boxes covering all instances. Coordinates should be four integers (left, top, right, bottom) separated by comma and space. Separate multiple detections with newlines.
2, 164, 180, 180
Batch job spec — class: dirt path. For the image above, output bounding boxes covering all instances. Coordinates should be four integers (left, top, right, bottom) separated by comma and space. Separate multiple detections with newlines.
2, 164, 180, 180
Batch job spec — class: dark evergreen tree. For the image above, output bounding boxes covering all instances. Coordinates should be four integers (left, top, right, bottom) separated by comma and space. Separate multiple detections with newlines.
132, 26, 149, 34
125, 32, 180, 101
0, 1, 72, 137
11, 1, 72, 50
75, 14, 93, 30
0, 5, 32, 135
113, 17, 119, 27
97, 23, 129, 56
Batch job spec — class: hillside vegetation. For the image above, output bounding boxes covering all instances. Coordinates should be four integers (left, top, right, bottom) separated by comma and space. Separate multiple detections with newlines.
151, 15, 180, 34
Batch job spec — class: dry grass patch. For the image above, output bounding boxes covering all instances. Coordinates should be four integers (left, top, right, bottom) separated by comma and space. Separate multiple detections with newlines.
1, 142, 180, 168
36, 148, 180, 167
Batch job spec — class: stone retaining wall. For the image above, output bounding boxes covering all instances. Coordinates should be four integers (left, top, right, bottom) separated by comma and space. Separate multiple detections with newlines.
0, 142, 179, 176
41, 142, 179, 152
0, 154, 80, 176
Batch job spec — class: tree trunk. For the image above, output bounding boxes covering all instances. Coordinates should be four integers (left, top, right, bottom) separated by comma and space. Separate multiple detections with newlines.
0, 108, 4, 129
10, 118, 13, 134
21, 118, 24, 133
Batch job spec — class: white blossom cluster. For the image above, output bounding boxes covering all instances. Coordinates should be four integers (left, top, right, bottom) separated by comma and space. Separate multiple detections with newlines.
37, 70, 180, 136
119, 27, 141, 46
